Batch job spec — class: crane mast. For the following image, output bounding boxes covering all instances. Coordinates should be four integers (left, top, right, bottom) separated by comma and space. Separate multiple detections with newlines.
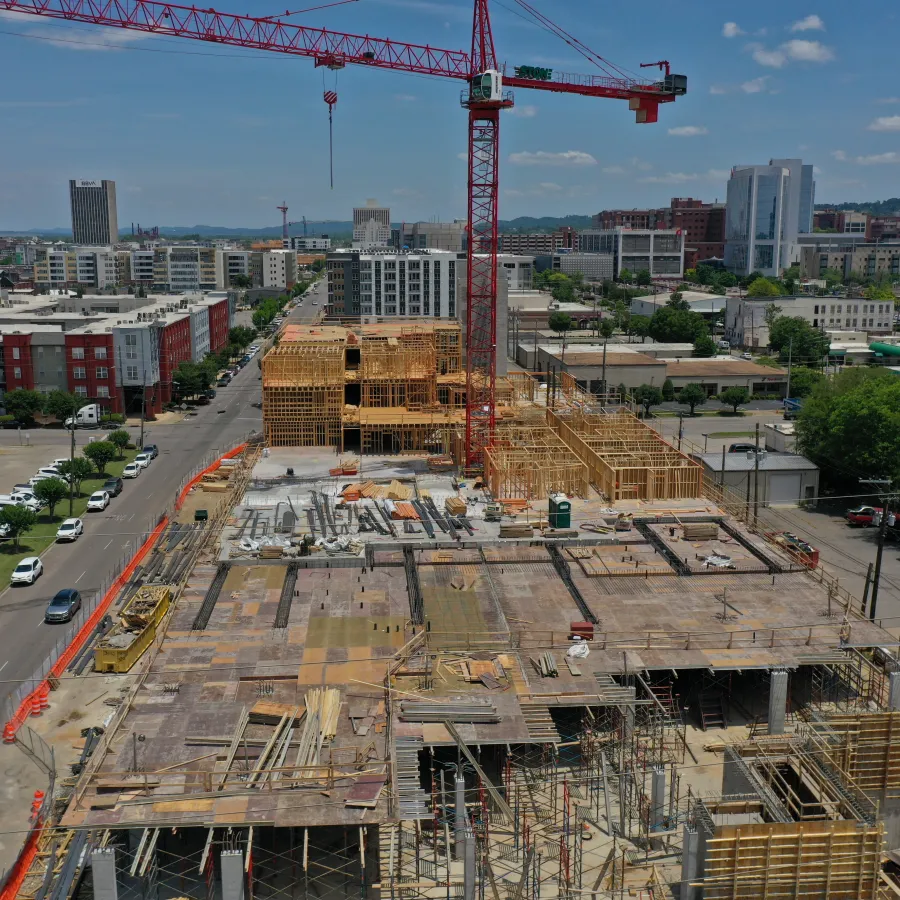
0, 0, 686, 467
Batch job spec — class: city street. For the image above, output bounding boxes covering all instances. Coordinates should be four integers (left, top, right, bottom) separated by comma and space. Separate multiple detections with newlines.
0, 284, 322, 710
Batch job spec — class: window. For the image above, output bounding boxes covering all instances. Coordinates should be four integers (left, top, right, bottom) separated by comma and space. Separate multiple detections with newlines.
96, 367, 109, 379
126, 365, 138, 380
71, 347, 84, 359
96, 386, 109, 398
73, 366, 86, 380
13, 367, 21, 379
125, 334, 137, 346
11, 347, 19, 360
74, 386, 88, 397
94, 347, 107, 360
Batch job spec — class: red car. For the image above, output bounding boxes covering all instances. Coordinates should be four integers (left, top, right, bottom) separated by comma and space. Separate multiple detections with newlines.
847, 506, 883, 526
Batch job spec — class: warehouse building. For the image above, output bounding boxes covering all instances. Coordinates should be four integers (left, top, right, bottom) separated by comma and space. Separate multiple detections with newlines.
693, 450, 819, 506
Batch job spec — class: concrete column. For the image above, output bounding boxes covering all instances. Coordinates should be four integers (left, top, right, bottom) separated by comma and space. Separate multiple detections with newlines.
454, 775, 466, 858
681, 826, 700, 900
221, 850, 245, 900
768, 669, 789, 735
650, 766, 666, 832
889, 671, 900, 710
91, 848, 118, 900
463, 829, 476, 900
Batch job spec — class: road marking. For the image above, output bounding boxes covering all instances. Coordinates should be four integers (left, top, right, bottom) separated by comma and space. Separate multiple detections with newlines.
103, 539, 113, 549
0, 661, 8, 675
74, 571, 85, 584
35, 621, 43, 630
129, 513, 135, 521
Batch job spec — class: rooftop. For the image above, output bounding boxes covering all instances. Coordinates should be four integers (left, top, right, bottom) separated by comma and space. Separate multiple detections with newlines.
694, 451, 818, 472
664, 358, 788, 377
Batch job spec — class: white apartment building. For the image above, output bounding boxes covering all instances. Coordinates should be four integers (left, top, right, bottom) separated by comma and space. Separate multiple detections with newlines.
724, 295, 893, 348
495, 254, 533, 291
152, 246, 217, 292
35, 247, 118, 290
724, 158, 815, 277
352, 199, 391, 248
188, 303, 211, 360
286, 236, 331, 251
579, 229, 684, 278
261, 249, 297, 290
215, 250, 252, 289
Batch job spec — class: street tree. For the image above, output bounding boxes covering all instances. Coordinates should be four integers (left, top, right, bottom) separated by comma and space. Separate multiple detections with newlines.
599, 320, 615, 340
33, 477, 69, 519
230, 274, 252, 289
747, 277, 784, 297
630, 315, 651, 343
107, 428, 131, 458
667, 291, 687, 309
228, 326, 256, 348
57, 457, 93, 495
3, 389, 44, 425
768, 316, 830, 364
787, 366, 824, 399
648, 307, 708, 343
864, 283, 895, 301
173, 360, 215, 398
718, 386, 749, 414
43, 390, 79, 423
635, 269, 652, 286
677, 383, 707, 415
548, 311, 573, 335
634, 384, 663, 418
693, 334, 717, 358
0, 505, 37, 549
661, 378, 675, 402
618, 268, 632, 284
83, 440, 117, 475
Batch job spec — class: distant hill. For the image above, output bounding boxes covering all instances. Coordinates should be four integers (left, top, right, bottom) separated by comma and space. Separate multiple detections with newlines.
815, 199, 900, 216
499, 214, 594, 232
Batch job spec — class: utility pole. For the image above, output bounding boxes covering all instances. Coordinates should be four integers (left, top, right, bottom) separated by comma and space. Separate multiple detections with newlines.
785, 337, 793, 399
753, 422, 761, 529
862, 477, 893, 621
68, 394, 76, 516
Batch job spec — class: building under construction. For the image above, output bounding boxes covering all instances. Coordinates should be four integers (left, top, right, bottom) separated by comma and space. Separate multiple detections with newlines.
12, 384, 900, 900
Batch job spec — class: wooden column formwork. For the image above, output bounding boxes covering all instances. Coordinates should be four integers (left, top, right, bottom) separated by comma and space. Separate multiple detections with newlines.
262, 338, 345, 447
547, 408, 703, 501
701, 820, 883, 900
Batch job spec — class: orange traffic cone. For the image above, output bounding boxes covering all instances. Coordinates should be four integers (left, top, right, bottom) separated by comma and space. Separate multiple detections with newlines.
39, 685, 50, 711
30, 692, 42, 717
2, 722, 16, 743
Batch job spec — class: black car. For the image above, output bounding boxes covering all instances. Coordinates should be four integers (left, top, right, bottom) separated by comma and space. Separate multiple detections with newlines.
45, 588, 82, 623
142, 444, 159, 459
103, 476, 124, 497
217, 377, 230, 387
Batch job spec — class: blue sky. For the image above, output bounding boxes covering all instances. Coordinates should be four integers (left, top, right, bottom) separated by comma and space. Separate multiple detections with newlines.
1, 0, 899, 230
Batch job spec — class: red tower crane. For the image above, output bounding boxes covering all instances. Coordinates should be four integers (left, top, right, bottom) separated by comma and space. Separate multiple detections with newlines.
2, 0, 687, 466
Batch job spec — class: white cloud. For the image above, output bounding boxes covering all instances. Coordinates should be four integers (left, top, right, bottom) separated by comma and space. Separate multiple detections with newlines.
876, 97, 900, 104
456, 152, 468, 161
638, 169, 726, 185
42, 25, 150, 50
751, 45, 788, 67
831, 150, 847, 160
629, 156, 653, 171
783, 39, 834, 62
393, 93, 416, 102
668, 125, 708, 137
707, 169, 731, 181
709, 84, 728, 95
722, 21, 744, 37
855, 152, 900, 165
504, 182, 571, 198
509, 104, 538, 118
508, 150, 597, 166
791, 14, 824, 32
813, 166, 824, 175
742, 76, 771, 93
868, 116, 900, 132
601, 165, 626, 175
537, 182, 562, 191
392, 187, 423, 197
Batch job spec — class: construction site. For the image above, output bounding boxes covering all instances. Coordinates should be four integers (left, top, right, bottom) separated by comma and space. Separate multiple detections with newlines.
6, 349, 900, 900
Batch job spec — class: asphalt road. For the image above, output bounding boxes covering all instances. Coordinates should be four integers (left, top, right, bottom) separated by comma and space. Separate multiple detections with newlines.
0, 286, 322, 710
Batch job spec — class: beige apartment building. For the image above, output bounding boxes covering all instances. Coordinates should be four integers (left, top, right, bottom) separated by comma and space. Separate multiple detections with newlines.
801, 243, 900, 280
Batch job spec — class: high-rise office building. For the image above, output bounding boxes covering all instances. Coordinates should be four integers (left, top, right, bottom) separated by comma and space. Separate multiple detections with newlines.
69, 179, 119, 245
724, 159, 815, 277
352, 199, 391, 248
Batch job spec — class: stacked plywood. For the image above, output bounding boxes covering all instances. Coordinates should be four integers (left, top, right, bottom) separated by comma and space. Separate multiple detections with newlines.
445, 497, 467, 516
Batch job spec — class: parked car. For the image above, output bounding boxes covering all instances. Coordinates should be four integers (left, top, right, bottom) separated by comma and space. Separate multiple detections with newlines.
847, 506, 882, 527
216, 377, 230, 388
11, 556, 43, 585
103, 476, 124, 497
122, 463, 141, 478
142, 445, 159, 460
49, 458, 70, 469
134, 453, 152, 469
740, 351, 753, 360
87, 491, 110, 511
56, 518, 84, 541
10, 491, 43, 510
34, 467, 61, 479
44, 589, 82, 623
729, 443, 760, 453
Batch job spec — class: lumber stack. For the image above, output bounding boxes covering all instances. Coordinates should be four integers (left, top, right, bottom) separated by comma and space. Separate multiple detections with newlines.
305, 687, 341, 741
385, 480, 412, 501
683, 522, 719, 541
249, 700, 304, 726
399, 700, 499, 723
427, 455, 455, 471
499, 523, 535, 538
445, 496, 467, 516
390, 502, 420, 520
533, 652, 559, 678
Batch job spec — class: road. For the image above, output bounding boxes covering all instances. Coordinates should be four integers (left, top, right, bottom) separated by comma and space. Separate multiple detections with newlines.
0, 285, 321, 710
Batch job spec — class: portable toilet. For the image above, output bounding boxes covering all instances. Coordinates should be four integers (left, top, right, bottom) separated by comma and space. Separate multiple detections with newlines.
548, 493, 571, 529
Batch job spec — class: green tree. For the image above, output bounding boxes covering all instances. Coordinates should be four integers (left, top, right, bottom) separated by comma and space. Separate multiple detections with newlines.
763, 303, 784, 328
693, 334, 717, 358
634, 384, 663, 417
0, 505, 37, 550
230, 273, 252, 289
635, 269, 652, 286
648, 307, 708, 343
667, 291, 687, 309
746, 277, 784, 297
718, 386, 749, 414
3, 389, 45, 425
630, 315, 651, 343
83, 440, 117, 475
33, 477, 68, 519
107, 428, 131, 458
548, 311, 573, 335
864, 283, 895, 301
821, 268, 844, 288
549, 275, 575, 304
42, 390, 78, 423
684, 268, 698, 282
661, 378, 675, 402
796, 368, 900, 484
677, 383, 707, 415
768, 316, 831, 364
599, 319, 615, 340
618, 267, 632, 284
787, 366, 825, 399
228, 326, 256, 349
57, 457, 93, 495
173, 360, 215, 399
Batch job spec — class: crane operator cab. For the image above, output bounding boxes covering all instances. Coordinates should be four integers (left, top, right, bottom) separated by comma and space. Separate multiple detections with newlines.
470, 69, 504, 103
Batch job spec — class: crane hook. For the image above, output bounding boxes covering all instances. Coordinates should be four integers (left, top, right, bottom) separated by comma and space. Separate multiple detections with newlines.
324, 90, 337, 190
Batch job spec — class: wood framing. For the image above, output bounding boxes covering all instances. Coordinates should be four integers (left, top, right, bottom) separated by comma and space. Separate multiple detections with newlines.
701, 820, 884, 899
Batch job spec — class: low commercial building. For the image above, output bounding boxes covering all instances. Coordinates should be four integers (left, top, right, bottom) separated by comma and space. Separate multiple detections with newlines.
550, 252, 614, 281
800, 241, 900, 282
630, 290, 726, 319
531, 343, 667, 390
392, 221, 467, 253
498, 228, 576, 254
578, 227, 684, 279
286, 236, 331, 251
693, 450, 819, 506
663, 357, 788, 396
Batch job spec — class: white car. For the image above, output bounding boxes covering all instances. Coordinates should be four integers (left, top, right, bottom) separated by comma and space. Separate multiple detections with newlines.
134, 453, 152, 469
741, 351, 753, 360
56, 518, 84, 541
11, 557, 43, 585
87, 491, 110, 511
49, 458, 70, 469
248, 345, 259, 353
34, 467, 61, 479
122, 463, 141, 478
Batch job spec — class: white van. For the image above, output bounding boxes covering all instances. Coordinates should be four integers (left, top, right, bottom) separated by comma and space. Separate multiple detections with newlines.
717, 340, 731, 350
